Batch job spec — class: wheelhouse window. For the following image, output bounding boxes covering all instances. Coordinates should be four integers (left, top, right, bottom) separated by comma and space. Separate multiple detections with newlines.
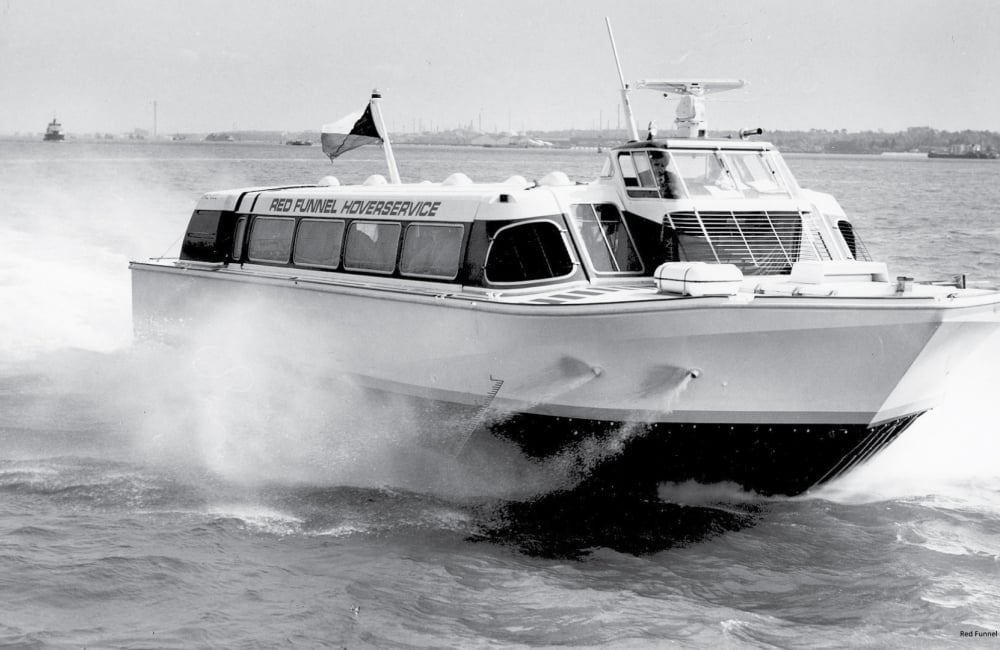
669, 150, 792, 199
634, 152, 657, 187
294, 219, 344, 269
485, 220, 575, 284
618, 152, 639, 186
248, 216, 295, 263
571, 204, 643, 274
671, 151, 734, 198
400, 223, 464, 280
343, 221, 401, 274
618, 151, 678, 199
723, 151, 791, 197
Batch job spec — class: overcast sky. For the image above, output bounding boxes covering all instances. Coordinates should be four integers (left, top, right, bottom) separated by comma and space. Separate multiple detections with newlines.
2, 0, 999, 135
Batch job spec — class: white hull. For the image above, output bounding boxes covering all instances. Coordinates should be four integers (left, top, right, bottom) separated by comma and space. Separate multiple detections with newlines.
131, 262, 1000, 429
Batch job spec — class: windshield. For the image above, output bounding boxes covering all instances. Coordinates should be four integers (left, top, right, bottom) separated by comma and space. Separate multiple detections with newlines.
668, 150, 792, 199
671, 151, 732, 198
723, 151, 791, 197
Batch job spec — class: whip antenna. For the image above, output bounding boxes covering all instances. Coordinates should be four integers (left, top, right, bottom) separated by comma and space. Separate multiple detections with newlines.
606, 17, 639, 142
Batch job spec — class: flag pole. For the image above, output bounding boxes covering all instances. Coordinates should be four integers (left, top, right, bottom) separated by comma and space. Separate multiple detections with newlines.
369, 89, 401, 184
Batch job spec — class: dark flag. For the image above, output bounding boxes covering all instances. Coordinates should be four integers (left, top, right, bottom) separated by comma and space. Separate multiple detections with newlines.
321, 102, 382, 160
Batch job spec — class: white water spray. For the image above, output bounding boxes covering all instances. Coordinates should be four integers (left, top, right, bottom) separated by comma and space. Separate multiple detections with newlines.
521, 369, 699, 493
817, 331, 1000, 506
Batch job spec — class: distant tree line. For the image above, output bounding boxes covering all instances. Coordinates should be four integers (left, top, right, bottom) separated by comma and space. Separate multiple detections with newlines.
764, 127, 1000, 154
510, 126, 1000, 154
169, 125, 1000, 154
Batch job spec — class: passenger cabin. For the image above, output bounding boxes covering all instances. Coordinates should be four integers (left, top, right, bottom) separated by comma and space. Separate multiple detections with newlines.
178, 140, 867, 291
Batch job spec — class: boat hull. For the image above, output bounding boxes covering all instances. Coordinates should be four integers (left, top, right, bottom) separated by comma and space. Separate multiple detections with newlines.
488, 411, 921, 496
130, 262, 1000, 494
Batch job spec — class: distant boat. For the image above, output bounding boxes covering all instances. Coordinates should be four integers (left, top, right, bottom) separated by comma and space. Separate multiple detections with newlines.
285, 139, 313, 146
204, 132, 235, 142
928, 144, 998, 160
43, 117, 65, 142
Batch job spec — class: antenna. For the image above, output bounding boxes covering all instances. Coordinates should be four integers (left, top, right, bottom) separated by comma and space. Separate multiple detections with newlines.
636, 79, 746, 138
605, 18, 639, 142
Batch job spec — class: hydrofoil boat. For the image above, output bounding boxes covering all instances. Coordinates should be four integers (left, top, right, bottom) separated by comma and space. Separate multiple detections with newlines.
130, 30, 1000, 496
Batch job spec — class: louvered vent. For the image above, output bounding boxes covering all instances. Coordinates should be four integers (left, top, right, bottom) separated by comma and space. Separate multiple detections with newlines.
665, 210, 833, 275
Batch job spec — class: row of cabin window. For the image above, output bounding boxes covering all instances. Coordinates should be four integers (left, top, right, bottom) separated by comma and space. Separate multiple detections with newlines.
238, 215, 574, 284
231, 208, 641, 285
236, 216, 464, 280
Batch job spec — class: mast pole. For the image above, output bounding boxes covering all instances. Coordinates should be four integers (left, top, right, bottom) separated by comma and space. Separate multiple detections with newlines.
369, 89, 401, 184
606, 17, 639, 141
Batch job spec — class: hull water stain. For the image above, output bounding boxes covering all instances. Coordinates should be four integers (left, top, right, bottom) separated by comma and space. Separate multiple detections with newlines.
1, 143, 1000, 646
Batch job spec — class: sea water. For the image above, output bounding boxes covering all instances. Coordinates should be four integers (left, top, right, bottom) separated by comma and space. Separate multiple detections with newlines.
1, 141, 999, 648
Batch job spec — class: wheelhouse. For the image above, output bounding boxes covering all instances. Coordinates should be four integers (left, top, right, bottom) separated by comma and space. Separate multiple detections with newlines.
604, 140, 869, 275
611, 144, 798, 200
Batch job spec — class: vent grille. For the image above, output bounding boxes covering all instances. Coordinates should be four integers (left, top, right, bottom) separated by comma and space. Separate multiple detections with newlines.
666, 210, 832, 275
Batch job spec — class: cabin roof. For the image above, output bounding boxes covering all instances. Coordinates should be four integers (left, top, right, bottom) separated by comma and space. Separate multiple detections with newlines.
194, 173, 619, 221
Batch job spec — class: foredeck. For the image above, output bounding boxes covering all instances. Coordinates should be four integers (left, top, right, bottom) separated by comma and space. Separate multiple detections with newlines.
136, 256, 997, 318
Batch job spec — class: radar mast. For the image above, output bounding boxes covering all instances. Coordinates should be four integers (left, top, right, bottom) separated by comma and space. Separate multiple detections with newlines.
635, 80, 746, 138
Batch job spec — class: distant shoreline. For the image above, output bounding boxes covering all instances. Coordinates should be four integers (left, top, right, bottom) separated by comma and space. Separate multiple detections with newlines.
3, 126, 997, 157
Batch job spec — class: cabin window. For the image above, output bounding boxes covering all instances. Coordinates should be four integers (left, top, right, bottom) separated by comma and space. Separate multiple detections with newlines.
232, 216, 247, 261
344, 221, 401, 274
648, 151, 679, 199
671, 151, 735, 198
294, 219, 345, 269
180, 210, 233, 262
668, 150, 790, 199
722, 151, 791, 197
571, 204, 643, 274
619, 151, 674, 198
767, 153, 801, 193
248, 216, 295, 263
837, 220, 858, 258
400, 223, 464, 280
485, 220, 575, 284
634, 152, 657, 187
836, 219, 871, 260
618, 153, 639, 186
